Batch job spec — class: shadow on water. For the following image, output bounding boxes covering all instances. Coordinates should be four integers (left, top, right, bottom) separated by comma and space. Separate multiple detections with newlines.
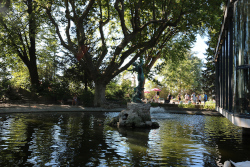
0, 109, 249, 166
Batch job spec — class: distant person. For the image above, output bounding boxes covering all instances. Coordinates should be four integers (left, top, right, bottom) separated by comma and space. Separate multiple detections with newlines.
72, 94, 77, 105
198, 94, 202, 104
185, 93, 189, 103
204, 93, 208, 104
192, 92, 196, 104
168, 93, 171, 103
178, 93, 181, 103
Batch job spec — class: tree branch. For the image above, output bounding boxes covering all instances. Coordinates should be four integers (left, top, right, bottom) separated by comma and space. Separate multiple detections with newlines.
96, 0, 109, 67
45, 6, 76, 55
65, 0, 74, 49
114, 0, 128, 36
78, 0, 95, 21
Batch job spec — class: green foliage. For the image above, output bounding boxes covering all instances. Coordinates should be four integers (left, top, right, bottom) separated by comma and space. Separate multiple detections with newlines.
204, 101, 216, 110
201, 1, 226, 98
0, 79, 11, 99
10, 65, 31, 90
105, 78, 133, 102
178, 103, 185, 108
40, 0, 225, 106
158, 52, 203, 96
0, 0, 226, 105
79, 91, 94, 107
178, 103, 196, 109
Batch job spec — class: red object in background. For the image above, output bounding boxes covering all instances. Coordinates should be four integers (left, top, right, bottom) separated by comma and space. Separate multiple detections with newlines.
76, 45, 89, 61
151, 88, 161, 92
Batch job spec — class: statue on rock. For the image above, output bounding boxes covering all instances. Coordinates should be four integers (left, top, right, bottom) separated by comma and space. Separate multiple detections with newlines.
106, 58, 159, 129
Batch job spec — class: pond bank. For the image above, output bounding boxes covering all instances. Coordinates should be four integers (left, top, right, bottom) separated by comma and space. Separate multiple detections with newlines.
0, 104, 124, 113
0, 103, 221, 116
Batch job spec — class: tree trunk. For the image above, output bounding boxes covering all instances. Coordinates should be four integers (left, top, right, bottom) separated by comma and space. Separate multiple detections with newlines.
27, 63, 40, 89
28, 0, 40, 90
94, 82, 107, 107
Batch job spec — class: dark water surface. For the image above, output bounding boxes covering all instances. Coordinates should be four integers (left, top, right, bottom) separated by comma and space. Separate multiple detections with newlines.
0, 107, 249, 166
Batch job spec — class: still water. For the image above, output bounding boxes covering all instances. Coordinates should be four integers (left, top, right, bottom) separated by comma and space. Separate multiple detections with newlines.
0, 107, 249, 167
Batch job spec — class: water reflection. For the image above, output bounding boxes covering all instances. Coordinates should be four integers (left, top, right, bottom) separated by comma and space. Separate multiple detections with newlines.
0, 110, 249, 166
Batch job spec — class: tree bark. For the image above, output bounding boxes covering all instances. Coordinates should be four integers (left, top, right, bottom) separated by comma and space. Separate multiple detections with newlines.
27, 63, 40, 88
94, 81, 107, 107
27, 0, 40, 89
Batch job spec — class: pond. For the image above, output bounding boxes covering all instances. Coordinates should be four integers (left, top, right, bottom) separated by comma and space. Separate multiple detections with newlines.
0, 107, 249, 167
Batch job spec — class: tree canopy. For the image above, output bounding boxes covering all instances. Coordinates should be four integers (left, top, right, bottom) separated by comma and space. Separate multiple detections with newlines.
0, 0, 226, 106
40, 0, 225, 106
159, 52, 203, 96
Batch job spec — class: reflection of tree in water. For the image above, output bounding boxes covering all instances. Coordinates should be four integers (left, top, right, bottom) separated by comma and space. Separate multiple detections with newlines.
114, 128, 150, 166
0, 113, 119, 166
0, 114, 64, 166
149, 115, 224, 166
66, 113, 118, 166
152, 119, 202, 166
1, 112, 248, 166
203, 116, 250, 166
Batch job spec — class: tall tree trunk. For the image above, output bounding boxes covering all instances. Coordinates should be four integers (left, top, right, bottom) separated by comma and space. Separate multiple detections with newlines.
27, 63, 39, 89
27, 0, 39, 89
94, 81, 107, 107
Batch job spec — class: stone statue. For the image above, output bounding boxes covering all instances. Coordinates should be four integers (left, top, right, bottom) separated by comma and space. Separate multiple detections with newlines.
107, 58, 160, 129
129, 58, 145, 103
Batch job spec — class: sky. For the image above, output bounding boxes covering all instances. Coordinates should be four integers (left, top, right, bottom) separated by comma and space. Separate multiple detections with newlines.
192, 34, 208, 63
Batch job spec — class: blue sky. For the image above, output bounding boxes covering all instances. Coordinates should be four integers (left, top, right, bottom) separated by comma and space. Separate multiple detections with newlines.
192, 35, 208, 62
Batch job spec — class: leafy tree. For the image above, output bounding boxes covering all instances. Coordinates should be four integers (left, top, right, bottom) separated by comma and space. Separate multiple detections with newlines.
201, 1, 227, 98
160, 52, 203, 95
0, 59, 11, 98
202, 47, 216, 97
0, 0, 10, 14
64, 63, 94, 92
0, 0, 43, 89
37, 28, 60, 83
41, 0, 225, 106
144, 33, 195, 90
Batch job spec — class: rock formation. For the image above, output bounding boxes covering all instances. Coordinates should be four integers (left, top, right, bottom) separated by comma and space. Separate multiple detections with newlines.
108, 103, 159, 129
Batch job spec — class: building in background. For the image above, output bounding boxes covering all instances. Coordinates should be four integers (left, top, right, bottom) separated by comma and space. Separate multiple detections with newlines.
214, 0, 250, 130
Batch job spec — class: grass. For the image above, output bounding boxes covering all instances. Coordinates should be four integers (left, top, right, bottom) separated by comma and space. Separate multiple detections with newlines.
178, 101, 215, 110
203, 101, 216, 110
150, 100, 216, 110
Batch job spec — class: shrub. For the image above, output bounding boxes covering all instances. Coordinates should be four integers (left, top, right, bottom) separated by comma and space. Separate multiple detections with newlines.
178, 102, 184, 108
204, 101, 216, 110
178, 103, 196, 109
79, 91, 94, 107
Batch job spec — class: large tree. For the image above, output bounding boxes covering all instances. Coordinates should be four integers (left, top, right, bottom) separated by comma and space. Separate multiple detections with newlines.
143, 32, 195, 85
42, 0, 225, 106
0, 0, 42, 89
160, 52, 203, 95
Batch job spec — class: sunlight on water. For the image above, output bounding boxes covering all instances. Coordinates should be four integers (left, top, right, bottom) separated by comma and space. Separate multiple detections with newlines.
0, 111, 249, 166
